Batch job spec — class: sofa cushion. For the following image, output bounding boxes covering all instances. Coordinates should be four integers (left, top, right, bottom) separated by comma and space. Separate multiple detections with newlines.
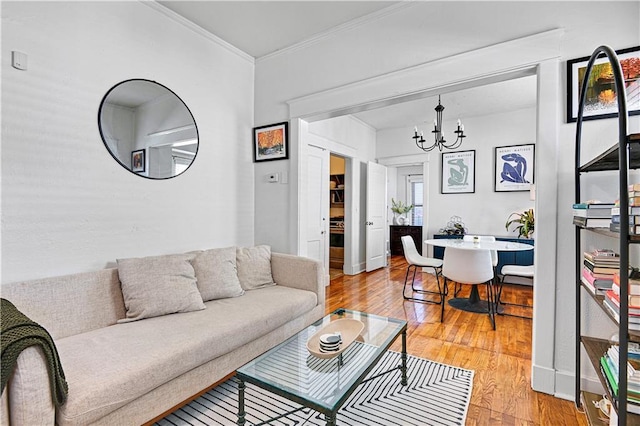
191, 247, 244, 301
116, 253, 205, 323
236, 245, 275, 290
54, 286, 317, 425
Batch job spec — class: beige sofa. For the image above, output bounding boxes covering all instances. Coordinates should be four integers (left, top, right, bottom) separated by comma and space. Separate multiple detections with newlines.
0, 249, 325, 425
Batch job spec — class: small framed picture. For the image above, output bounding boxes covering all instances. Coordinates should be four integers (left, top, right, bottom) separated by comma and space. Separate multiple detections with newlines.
441, 150, 475, 194
494, 144, 535, 192
566, 46, 640, 122
131, 149, 145, 173
253, 122, 289, 162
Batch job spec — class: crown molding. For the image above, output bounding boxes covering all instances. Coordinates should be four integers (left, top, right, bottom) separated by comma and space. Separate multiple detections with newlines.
256, 2, 415, 63
141, 1, 254, 65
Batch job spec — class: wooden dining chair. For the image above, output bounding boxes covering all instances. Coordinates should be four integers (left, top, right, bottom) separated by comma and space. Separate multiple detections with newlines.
442, 247, 496, 329
400, 235, 446, 321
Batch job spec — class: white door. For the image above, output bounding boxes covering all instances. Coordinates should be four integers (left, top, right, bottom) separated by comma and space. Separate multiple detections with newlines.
366, 161, 387, 272
306, 145, 330, 274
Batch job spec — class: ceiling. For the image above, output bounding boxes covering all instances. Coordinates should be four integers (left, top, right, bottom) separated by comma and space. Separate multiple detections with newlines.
159, 1, 397, 58
158, 1, 537, 131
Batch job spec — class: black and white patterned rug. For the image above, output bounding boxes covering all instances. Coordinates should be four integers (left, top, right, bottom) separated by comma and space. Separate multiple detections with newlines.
155, 351, 474, 426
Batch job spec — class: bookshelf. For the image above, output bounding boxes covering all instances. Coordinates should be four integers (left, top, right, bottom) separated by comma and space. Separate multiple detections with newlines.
574, 46, 640, 425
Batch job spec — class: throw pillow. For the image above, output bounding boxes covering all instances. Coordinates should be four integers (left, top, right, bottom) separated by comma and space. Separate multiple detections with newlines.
236, 245, 276, 290
116, 253, 205, 323
191, 247, 244, 301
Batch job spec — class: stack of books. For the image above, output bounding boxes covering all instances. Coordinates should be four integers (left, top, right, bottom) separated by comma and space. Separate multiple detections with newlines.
582, 249, 618, 296
610, 184, 640, 234
603, 272, 640, 331
582, 249, 618, 295
573, 202, 614, 228
600, 343, 640, 415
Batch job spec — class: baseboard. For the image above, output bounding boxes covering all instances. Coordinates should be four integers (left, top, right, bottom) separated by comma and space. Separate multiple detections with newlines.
531, 364, 556, 395
532, 367, 601, 402
554, 369, 576, 401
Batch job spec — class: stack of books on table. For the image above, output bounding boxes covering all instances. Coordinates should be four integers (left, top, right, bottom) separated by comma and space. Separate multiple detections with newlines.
582, 249, 618, 295
600, 343, 640, 415
603, 272, 640, 331
573, 202, 614, 228
610, 184, 640, 234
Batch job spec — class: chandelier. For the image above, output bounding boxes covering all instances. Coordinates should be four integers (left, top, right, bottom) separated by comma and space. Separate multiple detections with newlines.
412, 95, 466, 152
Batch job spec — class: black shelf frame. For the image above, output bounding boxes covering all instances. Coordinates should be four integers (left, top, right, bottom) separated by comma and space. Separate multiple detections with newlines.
574, 45, 636, 425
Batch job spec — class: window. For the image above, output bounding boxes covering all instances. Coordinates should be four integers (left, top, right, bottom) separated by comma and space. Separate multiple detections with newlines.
407, 176, 423, 226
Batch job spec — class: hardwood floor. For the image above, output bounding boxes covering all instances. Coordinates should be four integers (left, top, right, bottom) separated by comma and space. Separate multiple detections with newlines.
325, 256, 587, 425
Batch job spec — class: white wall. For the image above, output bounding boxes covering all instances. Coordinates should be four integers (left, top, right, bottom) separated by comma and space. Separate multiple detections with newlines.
1, 2, 255, 283
253, 0, 640, 400
379, 108, 537, 246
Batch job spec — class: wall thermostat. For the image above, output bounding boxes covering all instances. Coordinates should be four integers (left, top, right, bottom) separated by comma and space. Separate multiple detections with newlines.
267, 173, 279, 183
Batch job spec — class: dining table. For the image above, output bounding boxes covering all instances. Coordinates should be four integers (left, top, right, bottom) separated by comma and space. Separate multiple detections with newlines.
423, 238, 534, 313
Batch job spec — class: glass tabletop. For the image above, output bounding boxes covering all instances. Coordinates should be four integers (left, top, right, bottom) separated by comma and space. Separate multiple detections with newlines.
236, 309, 407, 413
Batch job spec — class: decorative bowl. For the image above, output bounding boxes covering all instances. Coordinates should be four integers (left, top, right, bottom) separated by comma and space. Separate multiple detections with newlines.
307, 318, 365, 359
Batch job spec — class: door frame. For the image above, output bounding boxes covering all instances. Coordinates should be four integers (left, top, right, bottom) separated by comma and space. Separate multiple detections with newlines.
288, 29, 562, 397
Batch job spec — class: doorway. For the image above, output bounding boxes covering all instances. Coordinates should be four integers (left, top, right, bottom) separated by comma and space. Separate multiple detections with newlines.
329, 154, 346, 279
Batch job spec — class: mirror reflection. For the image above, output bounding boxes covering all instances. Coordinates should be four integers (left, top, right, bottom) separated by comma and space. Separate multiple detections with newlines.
98, 79, 198, 179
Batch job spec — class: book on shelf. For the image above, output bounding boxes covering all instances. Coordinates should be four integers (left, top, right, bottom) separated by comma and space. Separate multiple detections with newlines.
612, 207, 640, 216
581, 267, 614, 294
584, 252, 621, 266
611, 215, 640, 225
631, 196, 640, 207
609, 345, 640, 380
606, 290, 640, 311
584, 259, 619, 275
602, 298, 640, 330
610, 222, 639, 234
630, 184, 640, 192
573, 208, 612, 218
572, 202, 616, 209
573, 216, 611, 228
600, 357, 640, 414
613, 273, 640, 295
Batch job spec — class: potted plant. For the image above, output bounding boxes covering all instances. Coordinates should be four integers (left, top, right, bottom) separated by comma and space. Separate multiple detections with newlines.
505, 208, 535, 238
391, 198, 414, 225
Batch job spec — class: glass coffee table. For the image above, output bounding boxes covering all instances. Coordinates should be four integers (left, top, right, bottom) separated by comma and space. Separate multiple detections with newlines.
235, 308, 408, 426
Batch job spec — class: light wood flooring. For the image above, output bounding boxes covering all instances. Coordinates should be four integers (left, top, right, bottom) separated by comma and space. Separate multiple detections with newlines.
325, 256, 587, 425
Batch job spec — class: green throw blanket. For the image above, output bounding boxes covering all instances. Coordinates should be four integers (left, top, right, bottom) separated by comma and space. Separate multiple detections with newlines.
1, 298, 68, 406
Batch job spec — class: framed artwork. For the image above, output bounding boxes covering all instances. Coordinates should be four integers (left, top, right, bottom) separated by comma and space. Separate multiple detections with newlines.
494, 144, 535, 192
131, 149, 145, 173
566, 45, 640, 122
441, 150, 475, 194
253, 122, 289, 162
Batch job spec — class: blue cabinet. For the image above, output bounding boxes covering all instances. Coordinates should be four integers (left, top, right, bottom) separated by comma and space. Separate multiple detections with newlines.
432, 234, 534, 274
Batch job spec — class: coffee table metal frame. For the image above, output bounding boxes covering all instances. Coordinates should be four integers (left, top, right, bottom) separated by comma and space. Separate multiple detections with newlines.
235, 308, 408, 426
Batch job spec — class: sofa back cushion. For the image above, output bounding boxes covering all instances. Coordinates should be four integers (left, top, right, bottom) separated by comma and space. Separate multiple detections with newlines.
191, 247, 244, 301
1, 269, 126, 340
236, 245, 275, 290
116, 253, 205, 323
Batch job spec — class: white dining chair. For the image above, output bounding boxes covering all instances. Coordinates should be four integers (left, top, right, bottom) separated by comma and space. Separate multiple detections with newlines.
442, 247, 496, 329
496, 264, 534, 319
400, 235, 446, 321
459, 235, 498, 296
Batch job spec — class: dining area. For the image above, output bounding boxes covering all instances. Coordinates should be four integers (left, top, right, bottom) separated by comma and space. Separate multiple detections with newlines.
399, 234, 534, 330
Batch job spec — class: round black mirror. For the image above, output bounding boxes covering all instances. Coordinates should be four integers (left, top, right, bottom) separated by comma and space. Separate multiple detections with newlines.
98, 79, 198, 179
